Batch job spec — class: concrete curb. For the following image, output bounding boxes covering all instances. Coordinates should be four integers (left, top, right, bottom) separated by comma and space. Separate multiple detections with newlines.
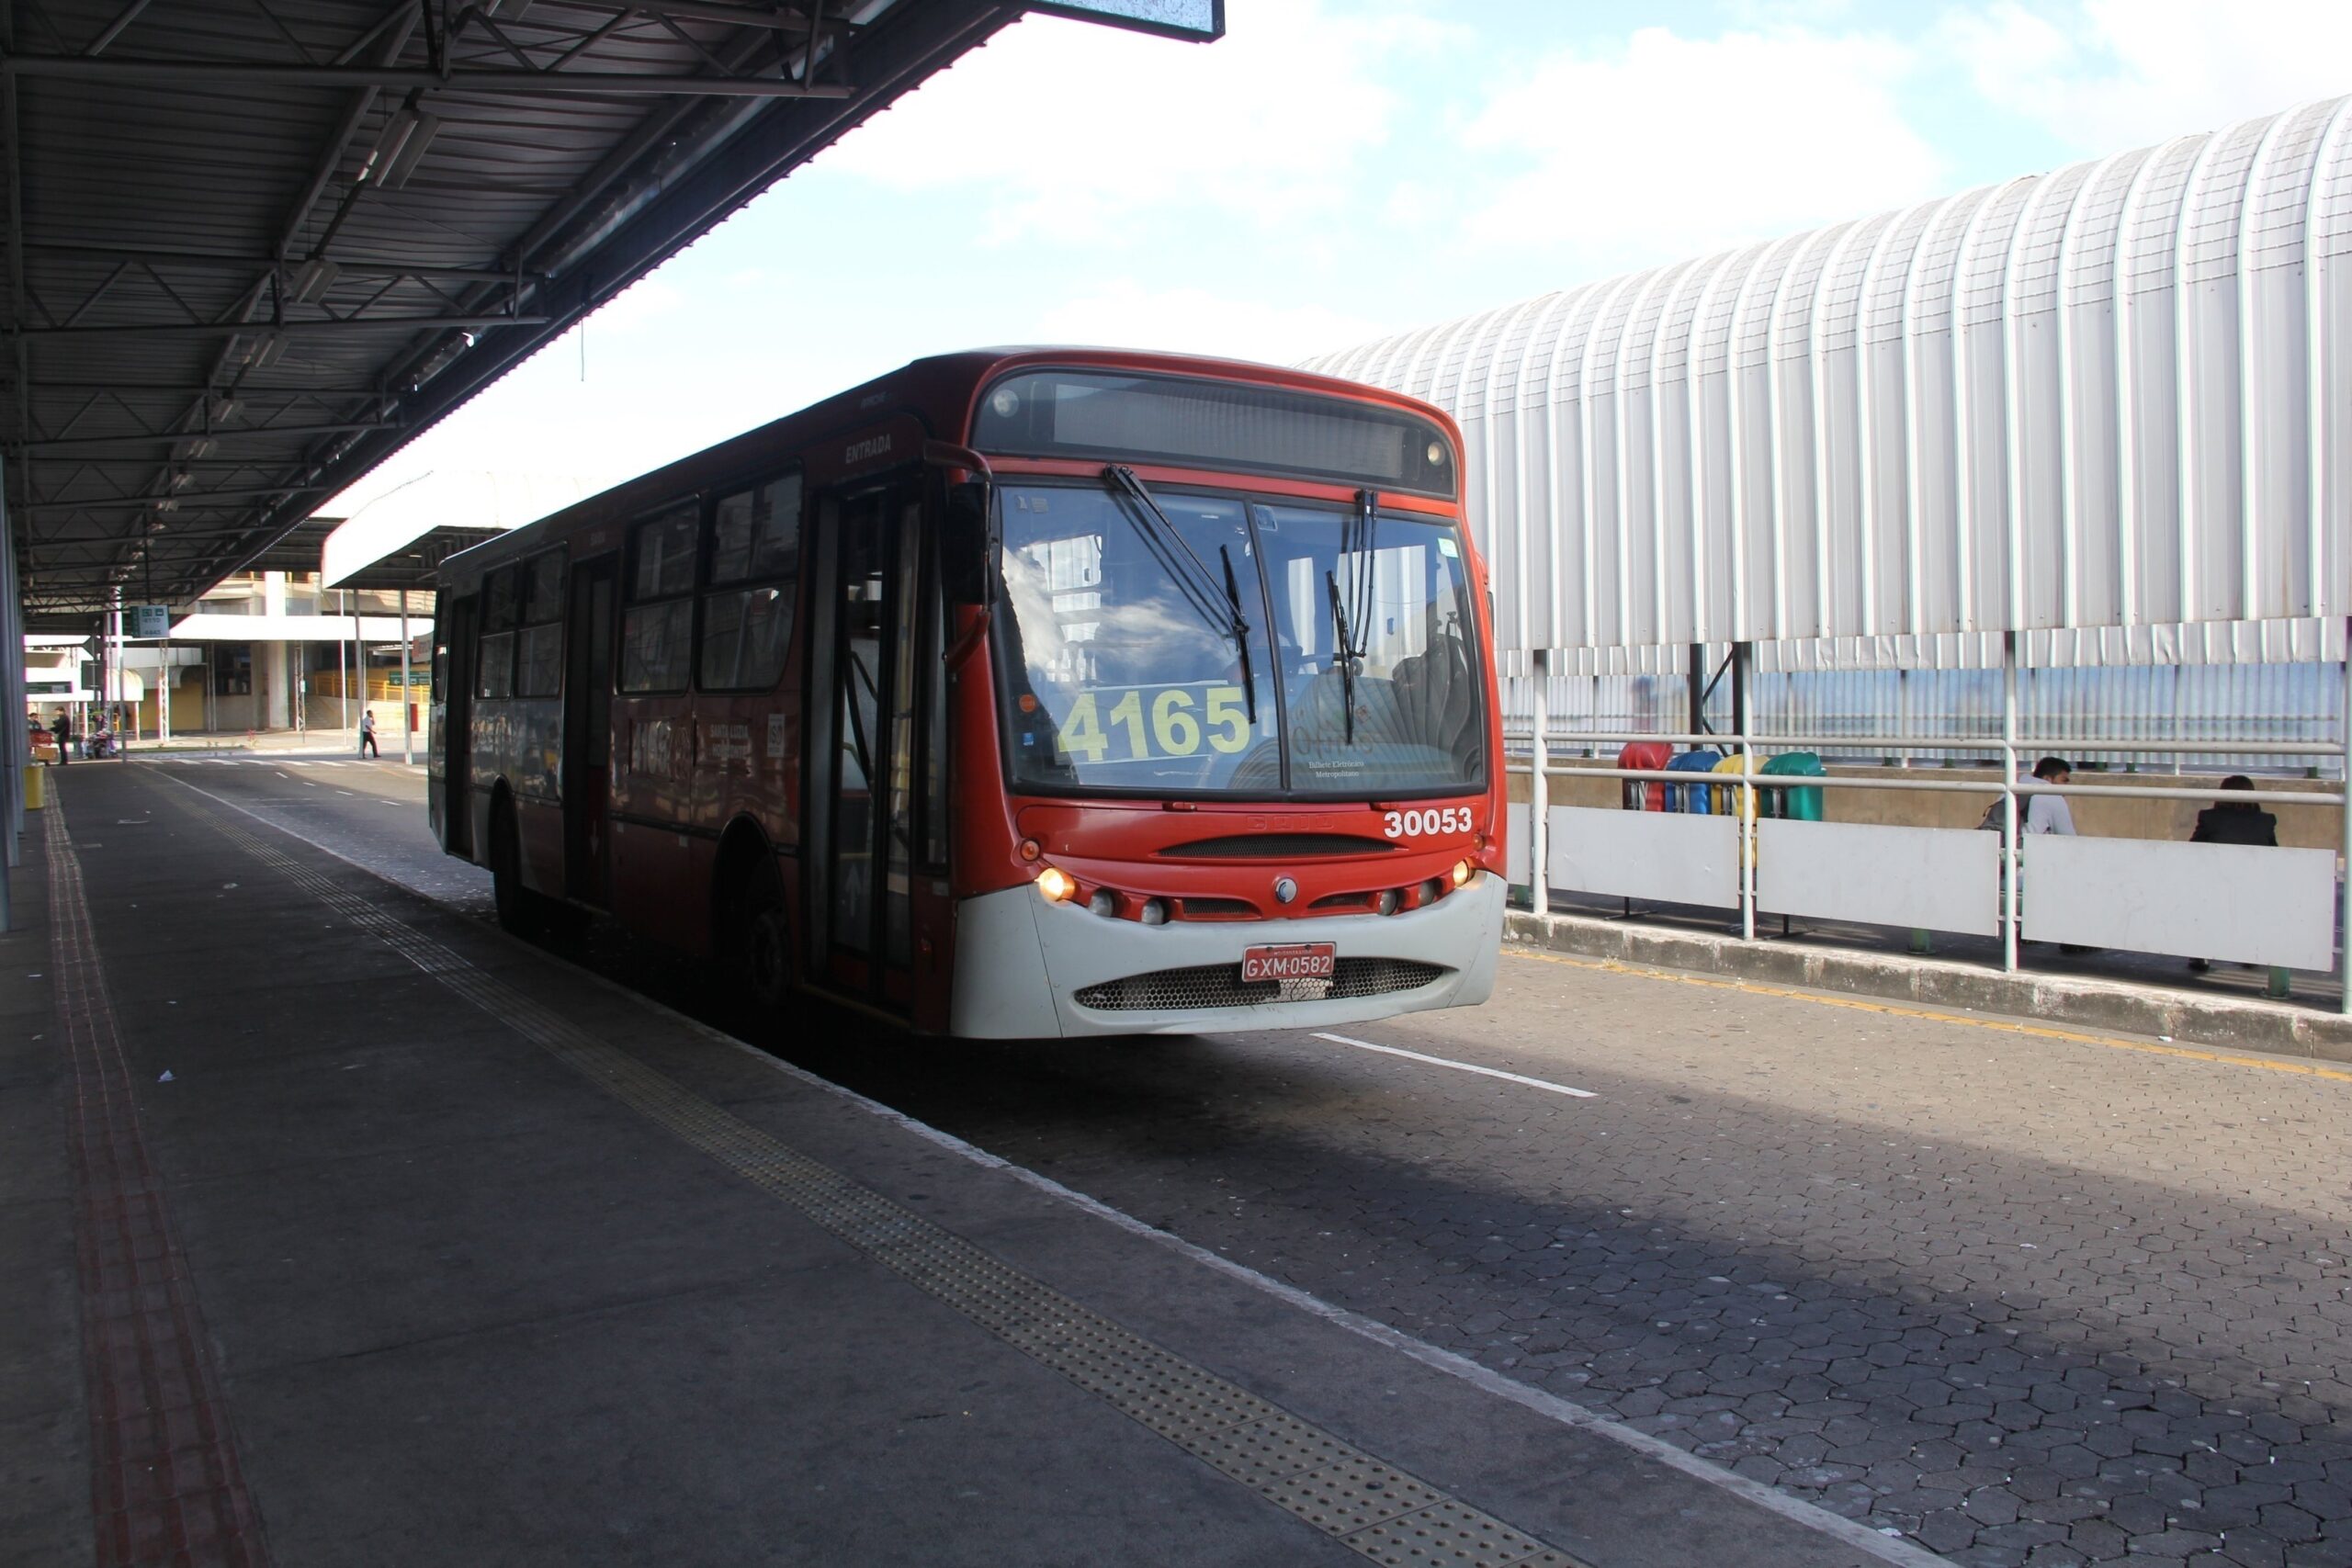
1505, 910, 2352, 1065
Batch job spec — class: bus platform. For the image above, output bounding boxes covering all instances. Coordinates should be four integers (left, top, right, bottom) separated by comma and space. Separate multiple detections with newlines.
0, 763, 1931, 1568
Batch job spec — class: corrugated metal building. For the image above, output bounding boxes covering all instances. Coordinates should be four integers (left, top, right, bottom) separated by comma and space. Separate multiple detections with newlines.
1303, 96, 2352, 670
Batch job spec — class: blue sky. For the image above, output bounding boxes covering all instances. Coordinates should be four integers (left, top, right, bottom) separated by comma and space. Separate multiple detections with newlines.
327, 0, 2352, 518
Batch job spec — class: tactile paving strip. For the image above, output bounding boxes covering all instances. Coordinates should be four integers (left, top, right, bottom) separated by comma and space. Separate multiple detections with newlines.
44, 806, 272, 1568
162, 778, 1595, 1568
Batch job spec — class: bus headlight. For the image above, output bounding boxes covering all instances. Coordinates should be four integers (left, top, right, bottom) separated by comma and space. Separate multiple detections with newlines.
1138, 898, 1169, 926
1036, 865, 1077, 903
1376, 888, 1401, 916
1088, 888, 1119, 919
1452, 859, 1474, 888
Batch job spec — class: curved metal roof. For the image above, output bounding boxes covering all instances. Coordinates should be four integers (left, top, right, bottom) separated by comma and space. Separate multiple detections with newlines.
1, 0, 1029, 626
1304, 96, 2352, 663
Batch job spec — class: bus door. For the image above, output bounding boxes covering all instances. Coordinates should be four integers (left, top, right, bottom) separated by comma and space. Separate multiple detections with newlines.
438, 592, 478, 856
562, 553, 619, 906
806, 479, 944, 1012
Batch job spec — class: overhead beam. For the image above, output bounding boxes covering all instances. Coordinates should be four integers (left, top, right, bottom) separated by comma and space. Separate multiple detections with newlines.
10, 313, 547, 342
83, 0, 158, 56
544, 2, 837, 28
21, 243, 544, 285
18, 482, 335, 514
20, 383, 392, 397
10, 421, 396, 452
0, 58, 860, 97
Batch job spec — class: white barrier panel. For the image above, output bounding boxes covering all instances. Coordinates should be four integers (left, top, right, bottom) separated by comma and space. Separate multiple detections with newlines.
2021, 837, 2340, 971
1506, 801, 1532, 883
1549, 805, 1738, 909
1756, 819, 2001, 937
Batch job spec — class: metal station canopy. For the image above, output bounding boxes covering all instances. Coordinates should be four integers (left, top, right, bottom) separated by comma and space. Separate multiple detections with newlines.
0, 0, 1224, 630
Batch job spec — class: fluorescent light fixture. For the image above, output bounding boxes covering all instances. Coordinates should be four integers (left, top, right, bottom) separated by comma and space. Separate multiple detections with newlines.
251, 333, 284, 369
291, 259, 340, 303
362, 109, 419, 184
381, 113, 441, 191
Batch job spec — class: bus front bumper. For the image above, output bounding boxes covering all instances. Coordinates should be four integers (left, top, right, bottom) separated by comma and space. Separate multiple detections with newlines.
948, 874, 1504, 1040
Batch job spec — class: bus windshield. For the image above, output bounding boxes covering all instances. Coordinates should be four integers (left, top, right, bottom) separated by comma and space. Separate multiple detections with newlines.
994, 482, 1487, 798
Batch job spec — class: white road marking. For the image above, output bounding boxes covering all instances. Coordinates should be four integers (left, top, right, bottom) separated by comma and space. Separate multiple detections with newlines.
1310, 1032, 1596, 1098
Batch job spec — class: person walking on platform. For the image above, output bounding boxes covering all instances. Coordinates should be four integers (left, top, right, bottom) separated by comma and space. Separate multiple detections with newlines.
50, 708, 71, 765
358, 707, 379, 760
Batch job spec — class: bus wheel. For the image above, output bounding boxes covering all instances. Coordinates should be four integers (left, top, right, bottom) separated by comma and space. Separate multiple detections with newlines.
739, 864, 793, 1013
490, 803, 537, 938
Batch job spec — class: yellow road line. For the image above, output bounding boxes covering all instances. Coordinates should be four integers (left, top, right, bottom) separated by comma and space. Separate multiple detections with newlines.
1501, 945, 2352, 1085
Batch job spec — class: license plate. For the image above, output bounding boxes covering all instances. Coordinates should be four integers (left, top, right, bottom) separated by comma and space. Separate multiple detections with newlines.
1242, 942, 1336, 983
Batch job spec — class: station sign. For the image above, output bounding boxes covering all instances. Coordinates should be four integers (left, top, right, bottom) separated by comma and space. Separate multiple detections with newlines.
1028, 1, 1223, 40
124, 604, 171, 638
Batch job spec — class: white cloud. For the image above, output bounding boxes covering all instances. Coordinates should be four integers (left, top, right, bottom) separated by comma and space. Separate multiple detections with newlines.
1033, 282, 1390, 364
1941, 0, 2352, 152
814, 0, 1438, 243
1457, 25, 1943, 272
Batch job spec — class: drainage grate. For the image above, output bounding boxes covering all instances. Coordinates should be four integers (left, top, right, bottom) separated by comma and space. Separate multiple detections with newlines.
1075, 957, 1449, 1012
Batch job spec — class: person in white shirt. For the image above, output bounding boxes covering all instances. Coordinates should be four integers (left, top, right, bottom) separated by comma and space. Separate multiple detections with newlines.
2022, 757, 2096, 953
2023, 756, 2075, 836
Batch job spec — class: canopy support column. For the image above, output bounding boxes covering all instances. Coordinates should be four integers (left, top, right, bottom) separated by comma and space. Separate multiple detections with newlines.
1528, 649, 1549, 918
2002, 631, 2020, 973
1736, 641, 1754, 943
0, 455, 24, 931
400, 593, 413, 766
2340, 619, 2350, 1015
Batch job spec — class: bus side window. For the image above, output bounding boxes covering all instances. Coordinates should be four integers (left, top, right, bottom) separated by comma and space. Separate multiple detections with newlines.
478, 566, 519, 699
699, 472, 800, 691
514, 550, 567, 697
620, 503, 699, 694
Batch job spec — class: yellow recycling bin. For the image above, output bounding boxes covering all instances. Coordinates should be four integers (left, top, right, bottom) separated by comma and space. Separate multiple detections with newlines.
21, 763, 45, 810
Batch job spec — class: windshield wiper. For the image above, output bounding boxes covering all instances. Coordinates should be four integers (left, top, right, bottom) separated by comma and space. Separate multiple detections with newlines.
1219, 545, 1259, 726
1326, 570, 1359, 743
1102, 465, 1256, 718
1324, 488, 1382, 746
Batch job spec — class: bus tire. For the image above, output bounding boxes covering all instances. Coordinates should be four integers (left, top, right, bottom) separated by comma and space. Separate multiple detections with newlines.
738, 861, 794, 1014
489, 798, 538, 938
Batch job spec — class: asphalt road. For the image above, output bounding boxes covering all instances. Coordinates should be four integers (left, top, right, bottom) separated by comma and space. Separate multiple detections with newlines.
142, 750, 2352, 1568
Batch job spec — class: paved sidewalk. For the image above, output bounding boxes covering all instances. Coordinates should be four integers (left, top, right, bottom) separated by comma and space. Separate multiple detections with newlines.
0, 765, 1926, 1568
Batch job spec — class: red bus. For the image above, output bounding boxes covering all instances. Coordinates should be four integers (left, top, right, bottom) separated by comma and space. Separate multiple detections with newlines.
429, 349, 1505, 1037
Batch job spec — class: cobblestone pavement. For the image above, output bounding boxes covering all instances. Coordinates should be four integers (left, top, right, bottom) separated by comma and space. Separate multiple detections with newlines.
775, 951, 2352, 1568
214, 771, 2351, 1568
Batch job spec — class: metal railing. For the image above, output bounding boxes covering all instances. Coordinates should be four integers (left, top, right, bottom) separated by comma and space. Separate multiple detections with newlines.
1511, 631, 2352, 1013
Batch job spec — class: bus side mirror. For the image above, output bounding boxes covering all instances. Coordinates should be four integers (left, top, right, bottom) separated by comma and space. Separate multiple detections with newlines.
943, 481, 992, 608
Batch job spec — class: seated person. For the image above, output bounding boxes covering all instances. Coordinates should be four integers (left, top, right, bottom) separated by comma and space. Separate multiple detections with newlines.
2186, 776, 2278, 973
2189, 774, 2278, 847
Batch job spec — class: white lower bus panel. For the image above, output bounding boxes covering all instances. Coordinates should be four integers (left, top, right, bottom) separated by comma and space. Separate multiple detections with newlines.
949, 874, 1505, 1039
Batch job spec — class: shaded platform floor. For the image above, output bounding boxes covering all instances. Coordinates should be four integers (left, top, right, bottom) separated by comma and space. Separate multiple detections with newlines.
0, 763, 1921, 1568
